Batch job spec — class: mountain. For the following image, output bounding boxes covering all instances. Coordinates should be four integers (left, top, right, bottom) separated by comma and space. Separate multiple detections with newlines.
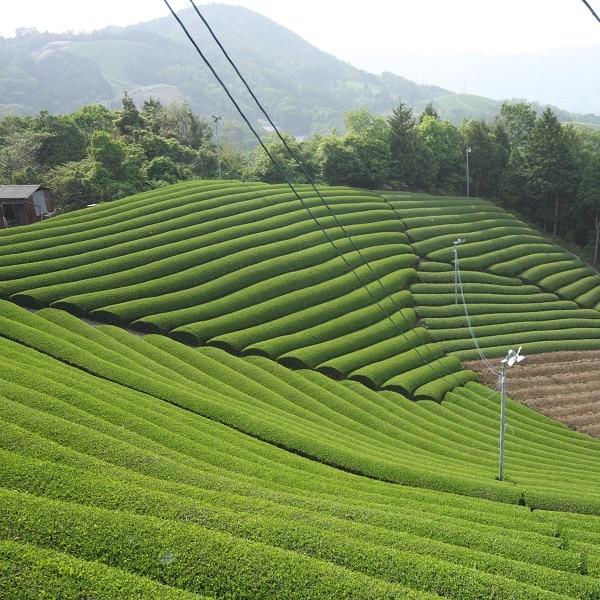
0, 4, 597, 136
387, 45, 600, 116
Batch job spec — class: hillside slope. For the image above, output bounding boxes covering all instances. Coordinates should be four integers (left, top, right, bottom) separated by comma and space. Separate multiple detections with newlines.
2, 300, 600, 598
2, 180, 600, 598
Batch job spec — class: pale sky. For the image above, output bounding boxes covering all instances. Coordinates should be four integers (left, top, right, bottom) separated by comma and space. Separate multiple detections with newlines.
2, 1, 599, 74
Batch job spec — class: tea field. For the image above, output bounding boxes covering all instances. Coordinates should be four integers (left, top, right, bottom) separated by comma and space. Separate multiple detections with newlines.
1, 180, 600, 598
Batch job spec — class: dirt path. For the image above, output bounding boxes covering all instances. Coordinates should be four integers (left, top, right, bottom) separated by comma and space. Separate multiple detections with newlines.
464, 350, 600, 439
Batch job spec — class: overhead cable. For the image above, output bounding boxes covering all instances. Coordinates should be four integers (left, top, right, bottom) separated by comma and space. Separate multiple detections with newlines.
184, 0, 413, 334
580, 0, 600, 24
163, 0, 424, 343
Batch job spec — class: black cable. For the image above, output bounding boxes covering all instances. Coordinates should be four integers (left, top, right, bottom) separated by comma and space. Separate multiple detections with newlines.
581, 0, 600, 24
164, 0, 443, 384
185, 0, 411, 333
164, 0, 410, 332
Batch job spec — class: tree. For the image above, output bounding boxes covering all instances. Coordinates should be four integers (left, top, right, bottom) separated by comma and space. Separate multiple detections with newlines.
147, 155, 180, 185
419, 102, 439, 123
523, 108, 577, 236
71, 104, 115, 142
114, 93, 145, 137
388, 100, 427, 189
33, 111, 87, 170
0, 115, 41, 182
87, 130, 146, 202
579, 151, 600, 263
417, 116, 462, 193
47, 159, 93, 213
494, 102, 536, 152
167, 102, 211, 150
461, 119, 508, 198
245, 133, 312, 184
317, 134, 359, 187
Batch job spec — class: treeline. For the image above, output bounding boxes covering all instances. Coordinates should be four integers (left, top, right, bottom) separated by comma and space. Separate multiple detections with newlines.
1, 96, 599, 261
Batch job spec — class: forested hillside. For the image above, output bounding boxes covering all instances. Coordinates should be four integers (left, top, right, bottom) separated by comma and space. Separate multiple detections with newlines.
0, 4, 450, 135
1, 4, 596, 133
2, 94, 600, 265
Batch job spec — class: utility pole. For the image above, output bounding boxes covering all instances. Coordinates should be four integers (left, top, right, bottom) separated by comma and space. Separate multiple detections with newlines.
212, 115, 222, 179
465, 146, 471, 197
498, 347, 524, 481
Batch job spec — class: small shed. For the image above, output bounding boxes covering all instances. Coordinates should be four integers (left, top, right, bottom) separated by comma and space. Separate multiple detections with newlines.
0, 185, 54, 227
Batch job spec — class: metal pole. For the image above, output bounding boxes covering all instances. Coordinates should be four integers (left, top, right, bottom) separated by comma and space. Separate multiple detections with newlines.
212, 115, 222, 179
499, 360, 507, 481
454, 244, 458, 304
465, 147, 471, 197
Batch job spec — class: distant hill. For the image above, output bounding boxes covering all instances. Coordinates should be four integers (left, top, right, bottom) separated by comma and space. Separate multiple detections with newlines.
0, 3, 597, 136
390, 45, 600, 117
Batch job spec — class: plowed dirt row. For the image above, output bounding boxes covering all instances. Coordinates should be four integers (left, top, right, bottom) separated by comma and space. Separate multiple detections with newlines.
464, 350, 600, 439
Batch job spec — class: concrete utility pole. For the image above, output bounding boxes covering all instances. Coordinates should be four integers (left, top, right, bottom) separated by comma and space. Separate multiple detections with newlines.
212, 115, 222, 179
465, 146, 471, 197
498, 347, 524, 481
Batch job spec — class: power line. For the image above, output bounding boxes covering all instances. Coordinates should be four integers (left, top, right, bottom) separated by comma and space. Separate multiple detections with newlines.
453, 240, 499, 378
163, 1, 441, 373
183, 0, 410, 331
580, 0, 600, 24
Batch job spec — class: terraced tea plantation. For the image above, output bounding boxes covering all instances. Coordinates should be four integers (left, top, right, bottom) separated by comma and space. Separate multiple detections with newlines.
2, 180, 600, 598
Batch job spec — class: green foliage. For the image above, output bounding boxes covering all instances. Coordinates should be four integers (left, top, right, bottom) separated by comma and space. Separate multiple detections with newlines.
1, 283, 600, 598
3, 171, 600, 598
0, 540, 207, 600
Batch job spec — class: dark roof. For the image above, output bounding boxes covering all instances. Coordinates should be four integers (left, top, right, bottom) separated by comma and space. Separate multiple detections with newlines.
0, 185, 47, 200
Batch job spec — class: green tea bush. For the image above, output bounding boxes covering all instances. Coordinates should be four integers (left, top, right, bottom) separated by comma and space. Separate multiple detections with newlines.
383, 356, 464, 396
416, 299, 578, 318
556, 275, 600, 302
406, 218, 526, 243
520, 260, 583, 285
34, 225, 403, 314
417, 270, 523, 287
411, 282, 541, 297
440, 329, 600, 355
411, 226, 537, 256
220, 293, 414, 362
423, 308, 600, 331
168, 260, 416, 348
428, 317, 600, 342
538, 266, 597, 291
0, 540, 209, 600
90, 233, 408, 329
413, 291, 558, 307
349, 343, 445, 389
316, 327, 432, 380
0, 490, 431, 600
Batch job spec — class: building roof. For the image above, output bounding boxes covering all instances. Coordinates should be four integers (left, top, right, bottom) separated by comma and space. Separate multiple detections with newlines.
0, 185, 47, 200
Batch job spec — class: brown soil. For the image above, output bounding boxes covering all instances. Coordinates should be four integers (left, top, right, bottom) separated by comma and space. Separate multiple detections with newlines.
464, 350, 600, 439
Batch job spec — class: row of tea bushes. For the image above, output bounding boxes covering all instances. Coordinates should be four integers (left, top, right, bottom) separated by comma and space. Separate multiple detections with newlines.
385, 193, 600, 360
3, 301, 600, 510
2, 302, 600, 597
0, 540, 210, 600
0, 181, 475, 397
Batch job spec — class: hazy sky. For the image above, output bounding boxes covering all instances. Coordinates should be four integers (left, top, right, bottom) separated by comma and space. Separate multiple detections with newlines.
2, 1, 599, 73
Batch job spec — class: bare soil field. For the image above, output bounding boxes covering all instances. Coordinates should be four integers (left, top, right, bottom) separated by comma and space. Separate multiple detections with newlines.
464, 350, 600, 439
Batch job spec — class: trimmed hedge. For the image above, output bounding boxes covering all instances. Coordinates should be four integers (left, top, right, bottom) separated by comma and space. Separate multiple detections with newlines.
0, 540, 209, 600
316, 327, 432, 380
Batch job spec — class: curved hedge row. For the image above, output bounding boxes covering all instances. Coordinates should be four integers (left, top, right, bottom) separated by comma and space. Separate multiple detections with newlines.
2, 300, 600, 597
384, 192, 600, 362
3, 185, 600, 598
1, 181, 468, 396
5, 182, 599, 397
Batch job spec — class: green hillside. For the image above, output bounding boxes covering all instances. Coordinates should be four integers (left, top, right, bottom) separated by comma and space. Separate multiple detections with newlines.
2, 180, 600, 598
